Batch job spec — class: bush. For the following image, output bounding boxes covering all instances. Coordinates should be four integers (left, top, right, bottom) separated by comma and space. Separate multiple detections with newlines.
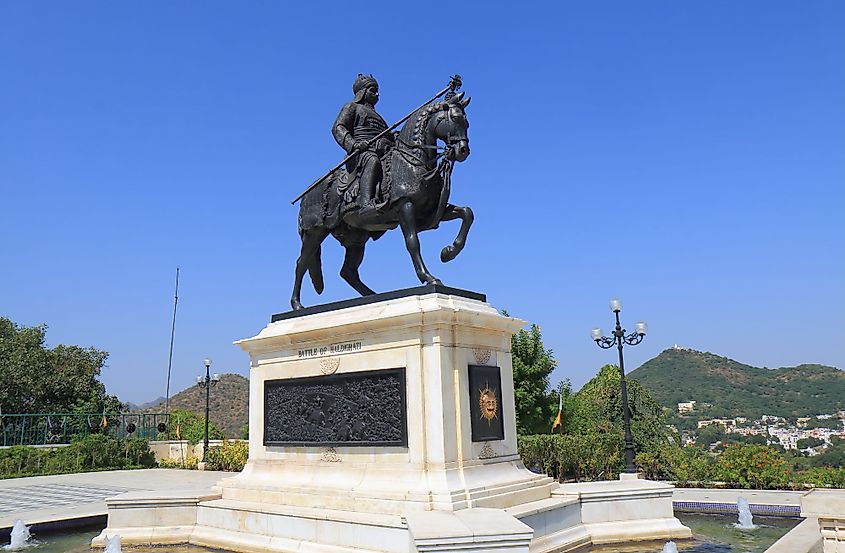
124, 437, 156, 467
795, 467, 845, 489
634, 450, 668, 481
204, 440, 248, 472
661, 445, 713, 486
518, 433, 623, 481
69, 433, 123, 469
713, 444, 791, 489
158, 455, 199, 470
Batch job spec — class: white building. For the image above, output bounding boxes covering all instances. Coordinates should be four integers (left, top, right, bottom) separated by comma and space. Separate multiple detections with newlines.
698, 418, 737, 430
677, 401, 696, 414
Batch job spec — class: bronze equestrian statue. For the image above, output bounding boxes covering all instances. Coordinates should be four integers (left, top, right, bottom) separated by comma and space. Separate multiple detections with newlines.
291, 75, 472, 310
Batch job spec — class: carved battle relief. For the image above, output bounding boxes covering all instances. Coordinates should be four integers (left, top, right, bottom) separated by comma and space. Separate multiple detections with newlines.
264, 368, 408, 447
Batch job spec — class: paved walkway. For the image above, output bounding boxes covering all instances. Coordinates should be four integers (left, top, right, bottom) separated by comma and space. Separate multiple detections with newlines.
0, 469, 227, 531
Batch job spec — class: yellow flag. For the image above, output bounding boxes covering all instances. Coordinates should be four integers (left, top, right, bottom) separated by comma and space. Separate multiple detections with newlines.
551, 411, 561, 432
551, 390, 563, 433
101, 413, 108, 429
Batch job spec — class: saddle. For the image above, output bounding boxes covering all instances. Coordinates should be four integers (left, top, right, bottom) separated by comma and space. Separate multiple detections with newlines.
335, 152, 392, 210
304, 152, 393, 234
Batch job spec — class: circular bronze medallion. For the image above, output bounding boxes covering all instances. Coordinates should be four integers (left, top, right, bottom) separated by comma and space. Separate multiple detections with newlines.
478, 385, 498, 423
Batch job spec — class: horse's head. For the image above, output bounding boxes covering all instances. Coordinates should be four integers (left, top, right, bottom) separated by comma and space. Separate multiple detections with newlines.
435, 91, 471, 162
405, 92, 471, 163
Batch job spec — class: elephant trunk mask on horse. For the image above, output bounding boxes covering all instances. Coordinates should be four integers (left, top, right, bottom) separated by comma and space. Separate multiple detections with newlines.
290, 79, 473, 310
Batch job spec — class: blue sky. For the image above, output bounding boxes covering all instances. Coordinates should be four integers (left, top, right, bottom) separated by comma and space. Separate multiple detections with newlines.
2, 2, 843, 404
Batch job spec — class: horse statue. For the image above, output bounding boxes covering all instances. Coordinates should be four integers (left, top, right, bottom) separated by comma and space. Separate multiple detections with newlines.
291, 91, 473, 310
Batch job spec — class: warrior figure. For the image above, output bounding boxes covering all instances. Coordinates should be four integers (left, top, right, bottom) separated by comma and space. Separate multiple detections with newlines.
332, 74, 394, 216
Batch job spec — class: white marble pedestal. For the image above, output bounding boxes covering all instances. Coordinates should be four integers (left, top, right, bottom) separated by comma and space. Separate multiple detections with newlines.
94, 285, 690, 552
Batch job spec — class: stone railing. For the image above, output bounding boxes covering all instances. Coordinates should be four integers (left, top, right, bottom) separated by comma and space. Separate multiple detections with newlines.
802, 489, 845, 553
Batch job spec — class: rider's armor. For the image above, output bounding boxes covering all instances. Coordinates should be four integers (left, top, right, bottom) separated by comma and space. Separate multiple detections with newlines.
332, 74, 393, 212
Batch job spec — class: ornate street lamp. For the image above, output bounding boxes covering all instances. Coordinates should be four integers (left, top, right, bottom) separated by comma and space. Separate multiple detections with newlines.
591, 298, 648, 475
196, 358, 220, 461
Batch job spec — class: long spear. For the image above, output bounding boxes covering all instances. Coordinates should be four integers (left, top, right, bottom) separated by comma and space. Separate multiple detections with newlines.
290, 75, 462, 205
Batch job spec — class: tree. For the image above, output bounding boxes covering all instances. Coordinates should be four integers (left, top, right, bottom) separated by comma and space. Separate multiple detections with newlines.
509, 320, 558, 434
808, 439, 845, 468
696, 424, 727, 447
796, 437, 825, 450
519, 364, 670, 480
0, 317, 122, 414
169, 409, 224, 444
569, 364, 669, 455
805, 418, 843, 430
727, 433, 768, 446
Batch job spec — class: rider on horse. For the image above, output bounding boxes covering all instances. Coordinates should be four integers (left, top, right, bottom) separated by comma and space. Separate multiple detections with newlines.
332, 74, 394, 218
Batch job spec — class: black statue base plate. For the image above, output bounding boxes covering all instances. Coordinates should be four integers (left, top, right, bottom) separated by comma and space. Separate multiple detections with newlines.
271, 284, 486, 322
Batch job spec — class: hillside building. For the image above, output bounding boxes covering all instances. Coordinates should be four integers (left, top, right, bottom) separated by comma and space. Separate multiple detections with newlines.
677, 401, 696, 414
697, 418, 737, 430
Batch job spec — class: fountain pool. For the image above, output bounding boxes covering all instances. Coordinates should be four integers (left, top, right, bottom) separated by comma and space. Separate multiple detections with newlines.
6, 513, 799, 553
590, 513, 800, 552
1, 526, 225, 553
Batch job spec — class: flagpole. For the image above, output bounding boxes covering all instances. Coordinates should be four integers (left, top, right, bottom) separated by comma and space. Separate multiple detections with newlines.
164, 267, 180, 415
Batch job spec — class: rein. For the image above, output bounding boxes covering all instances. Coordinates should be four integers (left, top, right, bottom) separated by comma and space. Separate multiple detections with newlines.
425, 155, 454, 228
393, 107, 462, 228
395, 135, 446, 168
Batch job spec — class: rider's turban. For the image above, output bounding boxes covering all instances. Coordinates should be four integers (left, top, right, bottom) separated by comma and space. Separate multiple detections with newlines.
353, 74, 378, 96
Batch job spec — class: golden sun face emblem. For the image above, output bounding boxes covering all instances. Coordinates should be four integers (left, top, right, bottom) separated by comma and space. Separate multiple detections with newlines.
478, 383, 498, 424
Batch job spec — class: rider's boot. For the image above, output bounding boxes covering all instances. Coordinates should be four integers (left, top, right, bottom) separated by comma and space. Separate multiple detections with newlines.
357, 179, 381, 218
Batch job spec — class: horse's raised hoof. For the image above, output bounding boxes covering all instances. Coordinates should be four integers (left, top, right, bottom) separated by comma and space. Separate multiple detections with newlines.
440, 245, 459, 263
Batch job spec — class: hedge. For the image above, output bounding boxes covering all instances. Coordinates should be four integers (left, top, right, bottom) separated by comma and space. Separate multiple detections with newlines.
519, 435, 845, 490
0, 434, 155, 478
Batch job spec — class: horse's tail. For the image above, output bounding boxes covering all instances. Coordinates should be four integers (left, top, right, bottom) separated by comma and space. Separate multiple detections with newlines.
309, 244, 324, 295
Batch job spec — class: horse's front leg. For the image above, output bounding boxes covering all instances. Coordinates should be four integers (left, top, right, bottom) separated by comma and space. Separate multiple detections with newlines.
439, 204, 474, 263
340, 242, 376, 297
397, 200, 441, 285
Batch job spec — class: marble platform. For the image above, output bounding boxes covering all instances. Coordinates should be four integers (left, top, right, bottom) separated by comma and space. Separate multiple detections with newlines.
94, 286, 690, 552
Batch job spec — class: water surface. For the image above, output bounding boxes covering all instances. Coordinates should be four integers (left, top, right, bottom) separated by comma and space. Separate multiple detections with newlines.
590, 513, 800, 553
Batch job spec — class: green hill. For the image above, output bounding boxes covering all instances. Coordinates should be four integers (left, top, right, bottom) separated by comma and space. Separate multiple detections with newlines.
133, 373, 249, 438
629, 348, 845, 420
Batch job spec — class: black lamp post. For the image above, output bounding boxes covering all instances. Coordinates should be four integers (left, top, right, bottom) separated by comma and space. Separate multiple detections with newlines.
196, 358, 219, 461
591, 299, 648, 474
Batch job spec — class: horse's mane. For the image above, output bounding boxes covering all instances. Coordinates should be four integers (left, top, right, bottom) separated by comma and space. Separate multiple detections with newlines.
399, 102, 445, 146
